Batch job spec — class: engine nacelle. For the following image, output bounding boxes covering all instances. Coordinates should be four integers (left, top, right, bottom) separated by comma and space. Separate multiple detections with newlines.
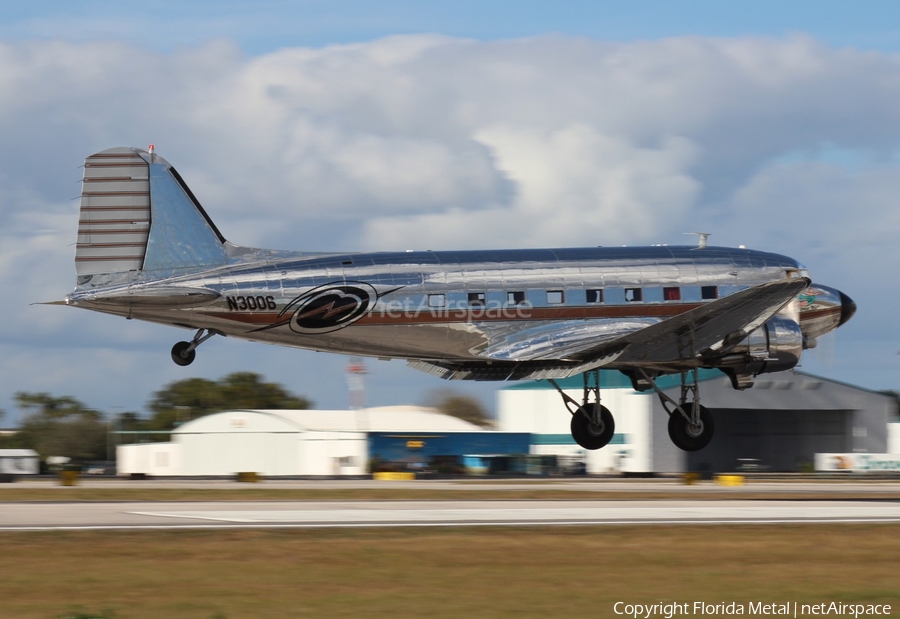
717, 316, 804, 389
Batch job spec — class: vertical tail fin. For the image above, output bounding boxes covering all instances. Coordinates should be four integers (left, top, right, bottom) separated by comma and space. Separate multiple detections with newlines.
76, 147, 228, 285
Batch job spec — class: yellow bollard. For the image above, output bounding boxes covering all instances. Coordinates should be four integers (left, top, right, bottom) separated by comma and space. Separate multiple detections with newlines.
682, 472, 700, 485
59, 470, 79, 486
714, 474, 745, 486
236, 472, 261, 483
373, 472, 416, 481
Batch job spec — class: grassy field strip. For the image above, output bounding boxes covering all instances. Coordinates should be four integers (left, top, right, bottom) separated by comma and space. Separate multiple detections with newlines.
0, 524, 898, 618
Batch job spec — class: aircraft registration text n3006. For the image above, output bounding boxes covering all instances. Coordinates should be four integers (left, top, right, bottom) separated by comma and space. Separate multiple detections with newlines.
226, 296, 277, 311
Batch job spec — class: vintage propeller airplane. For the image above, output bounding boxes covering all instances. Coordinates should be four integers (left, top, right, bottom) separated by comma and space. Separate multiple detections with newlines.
59, 146, 856, 452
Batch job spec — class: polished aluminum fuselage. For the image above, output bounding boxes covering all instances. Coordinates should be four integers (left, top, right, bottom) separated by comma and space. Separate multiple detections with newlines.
64, 146, 853, 382
68, 244, 841, 366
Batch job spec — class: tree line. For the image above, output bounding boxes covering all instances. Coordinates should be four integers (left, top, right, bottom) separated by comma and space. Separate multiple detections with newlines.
0, 372, 311, 463
0, 371, 490, 464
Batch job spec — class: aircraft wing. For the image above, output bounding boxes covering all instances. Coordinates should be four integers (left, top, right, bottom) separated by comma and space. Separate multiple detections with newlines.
485, 277, 810, 366
581, 277, 810, 366
472, 317, 652, 362
411, 278, 809, 380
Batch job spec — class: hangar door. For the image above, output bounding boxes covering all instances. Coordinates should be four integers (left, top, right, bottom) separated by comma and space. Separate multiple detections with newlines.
180, 432, 299, 475
688, 409, 850, 473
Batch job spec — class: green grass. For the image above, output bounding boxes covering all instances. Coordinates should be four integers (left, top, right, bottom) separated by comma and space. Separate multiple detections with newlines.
1, 525, 899, 618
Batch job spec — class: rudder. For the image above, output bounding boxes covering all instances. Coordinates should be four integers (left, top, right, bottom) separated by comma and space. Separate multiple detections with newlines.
76, 147, 152, 277
76, 146, 228, 284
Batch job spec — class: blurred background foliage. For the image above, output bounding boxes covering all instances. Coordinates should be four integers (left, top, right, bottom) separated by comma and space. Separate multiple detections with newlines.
0, 372, 486, 463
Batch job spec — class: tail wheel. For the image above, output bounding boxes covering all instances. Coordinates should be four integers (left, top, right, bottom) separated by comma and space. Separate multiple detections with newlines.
570, 404, 615, 450
171, 341, 196, 366
668, 403, 715, 452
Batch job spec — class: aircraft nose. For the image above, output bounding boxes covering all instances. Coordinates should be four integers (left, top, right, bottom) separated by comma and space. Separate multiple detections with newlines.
838, 291, 857, 327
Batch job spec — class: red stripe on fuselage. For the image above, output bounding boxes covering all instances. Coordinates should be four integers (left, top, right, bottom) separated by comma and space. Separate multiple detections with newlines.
200, 303, 705, 327
200, 301, 829, 330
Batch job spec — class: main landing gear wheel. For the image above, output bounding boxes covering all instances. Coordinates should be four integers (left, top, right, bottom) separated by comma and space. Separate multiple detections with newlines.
667, 403, 715, 452
171, 341, 196, 366
571, 404, 615, 450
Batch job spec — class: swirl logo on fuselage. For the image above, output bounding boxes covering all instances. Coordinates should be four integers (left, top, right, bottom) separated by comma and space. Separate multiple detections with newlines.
280, 282, 378, 334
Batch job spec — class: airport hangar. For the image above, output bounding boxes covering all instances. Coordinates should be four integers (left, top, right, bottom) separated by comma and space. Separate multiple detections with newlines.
117, 370, 897, 477
117, 406, 529, 477
498, 369, 898, 474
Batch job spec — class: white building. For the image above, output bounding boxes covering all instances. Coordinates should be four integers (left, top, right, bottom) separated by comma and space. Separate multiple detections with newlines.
498, 374, 653, 475
0, 449, 40, 475
499, 370, 898, 474
117, 406, 481, 477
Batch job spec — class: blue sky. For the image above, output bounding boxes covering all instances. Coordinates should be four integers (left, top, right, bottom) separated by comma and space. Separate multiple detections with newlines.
4, 1, 900, 53
0, 1, 898, 423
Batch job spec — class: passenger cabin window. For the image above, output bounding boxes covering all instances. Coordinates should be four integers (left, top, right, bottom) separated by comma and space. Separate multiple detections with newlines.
586, 289, 604, 304
467, 292, 485, 307
507, 291, 526, 305
624, 288, 643, 302
428, 294, 445, 307
701, 286, 718, 300
546, 290, 564, 305
663, 287, 681, 301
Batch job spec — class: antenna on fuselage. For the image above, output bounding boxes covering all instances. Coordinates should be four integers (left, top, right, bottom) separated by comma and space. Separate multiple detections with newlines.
685, 232, 710, 249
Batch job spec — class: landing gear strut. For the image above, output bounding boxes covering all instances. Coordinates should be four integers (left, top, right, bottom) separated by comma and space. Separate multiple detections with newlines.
551, 367, 715, 452
638, 368, 715, 452
549, 370, 615, 450
171, 328, 218, 366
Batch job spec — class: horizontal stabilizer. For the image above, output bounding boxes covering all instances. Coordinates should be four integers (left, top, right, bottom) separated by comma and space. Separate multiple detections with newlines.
66, 286, 221, 308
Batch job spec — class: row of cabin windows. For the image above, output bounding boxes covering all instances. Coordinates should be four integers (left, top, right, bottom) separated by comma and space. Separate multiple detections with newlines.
427, 286, 719, 307
584, 285, 718, 304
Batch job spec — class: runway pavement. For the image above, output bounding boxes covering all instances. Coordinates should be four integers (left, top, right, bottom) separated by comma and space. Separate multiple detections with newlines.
2, 498, 900, 530
3, 478, 899, 530
7, 477, 900, 493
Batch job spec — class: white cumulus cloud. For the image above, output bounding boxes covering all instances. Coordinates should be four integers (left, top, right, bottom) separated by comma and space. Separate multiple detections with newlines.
1, 33, 899, 418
